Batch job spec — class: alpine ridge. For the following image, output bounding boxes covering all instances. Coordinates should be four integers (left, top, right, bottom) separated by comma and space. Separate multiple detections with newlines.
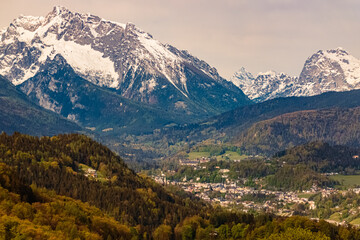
230, 48, 360, 102
0, 6, 250, 118
230, 67, 298, 102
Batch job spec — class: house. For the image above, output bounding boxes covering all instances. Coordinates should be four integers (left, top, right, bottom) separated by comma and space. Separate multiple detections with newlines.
85, 168, 97, 178
179, 160, 199, 166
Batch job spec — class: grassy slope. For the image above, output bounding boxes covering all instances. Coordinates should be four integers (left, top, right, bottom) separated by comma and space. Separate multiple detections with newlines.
330, 175, 360, 187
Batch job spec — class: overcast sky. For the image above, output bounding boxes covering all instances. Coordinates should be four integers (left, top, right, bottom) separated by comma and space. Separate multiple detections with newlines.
1, 0, 360, 79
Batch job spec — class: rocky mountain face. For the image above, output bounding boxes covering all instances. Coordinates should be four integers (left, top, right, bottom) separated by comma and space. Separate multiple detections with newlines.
297, 48, 360, 95
19, 54, 186, 135
230, 48, 360, 102
0, 74, 81, 136
230, 68, 298, 102
0, 6, 249, 119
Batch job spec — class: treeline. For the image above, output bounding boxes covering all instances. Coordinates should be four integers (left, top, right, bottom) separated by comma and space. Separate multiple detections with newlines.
0, 75, 81, 136
229, 159, 275, 179
254, 141, 360, 190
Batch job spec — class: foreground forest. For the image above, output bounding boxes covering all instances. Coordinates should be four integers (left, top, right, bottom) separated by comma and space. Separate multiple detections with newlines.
0, 133, 359, 239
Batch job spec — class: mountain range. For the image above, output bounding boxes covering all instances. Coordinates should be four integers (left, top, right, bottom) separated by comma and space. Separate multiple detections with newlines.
3, 5, 360, 240
0, 6, 249, 126
231, 48, 360, 102
143, 89, 360, 158
2, 6, 360, 162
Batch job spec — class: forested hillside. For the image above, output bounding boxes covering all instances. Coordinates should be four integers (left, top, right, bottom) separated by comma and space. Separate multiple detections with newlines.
0, 133, 208, 237
0, 133, 359, 239
236, 107, 360, 155
131, 90, 360, 160
0, 186, 135, 239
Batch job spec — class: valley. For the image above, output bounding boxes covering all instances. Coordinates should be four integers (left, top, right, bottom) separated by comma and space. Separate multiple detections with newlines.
150, 142, 360, 227
1, 4, 360, 240
1, 132, 360, 239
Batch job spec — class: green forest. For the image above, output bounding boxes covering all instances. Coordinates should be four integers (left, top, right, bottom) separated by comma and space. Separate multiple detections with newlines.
236, 107, 360, 155
0, 133, 359, 239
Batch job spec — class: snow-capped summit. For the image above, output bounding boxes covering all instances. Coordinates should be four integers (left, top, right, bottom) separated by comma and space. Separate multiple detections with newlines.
229, 68, 297, 102
0, 6, 249, 118
297, 47, 360, 95
0, 6, 121, 86
229, 67, 254, 89
257, 70, 277, 78
229, 48, 360, 102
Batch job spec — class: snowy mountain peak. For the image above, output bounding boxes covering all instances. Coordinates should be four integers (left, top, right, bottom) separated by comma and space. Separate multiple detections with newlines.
52, 5, 70, 15
230, 67, 254, 88
256, 70, 277, 78
229, 68, 296, 102
230, 48, 360, 102
0, 7, 186, 88
317, 47, 348, 56
12, 15, 44, 31
0, 6, 249, 117
299, 48, 360, 92
0, 6, 210, 91
237, 67, 249, 74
